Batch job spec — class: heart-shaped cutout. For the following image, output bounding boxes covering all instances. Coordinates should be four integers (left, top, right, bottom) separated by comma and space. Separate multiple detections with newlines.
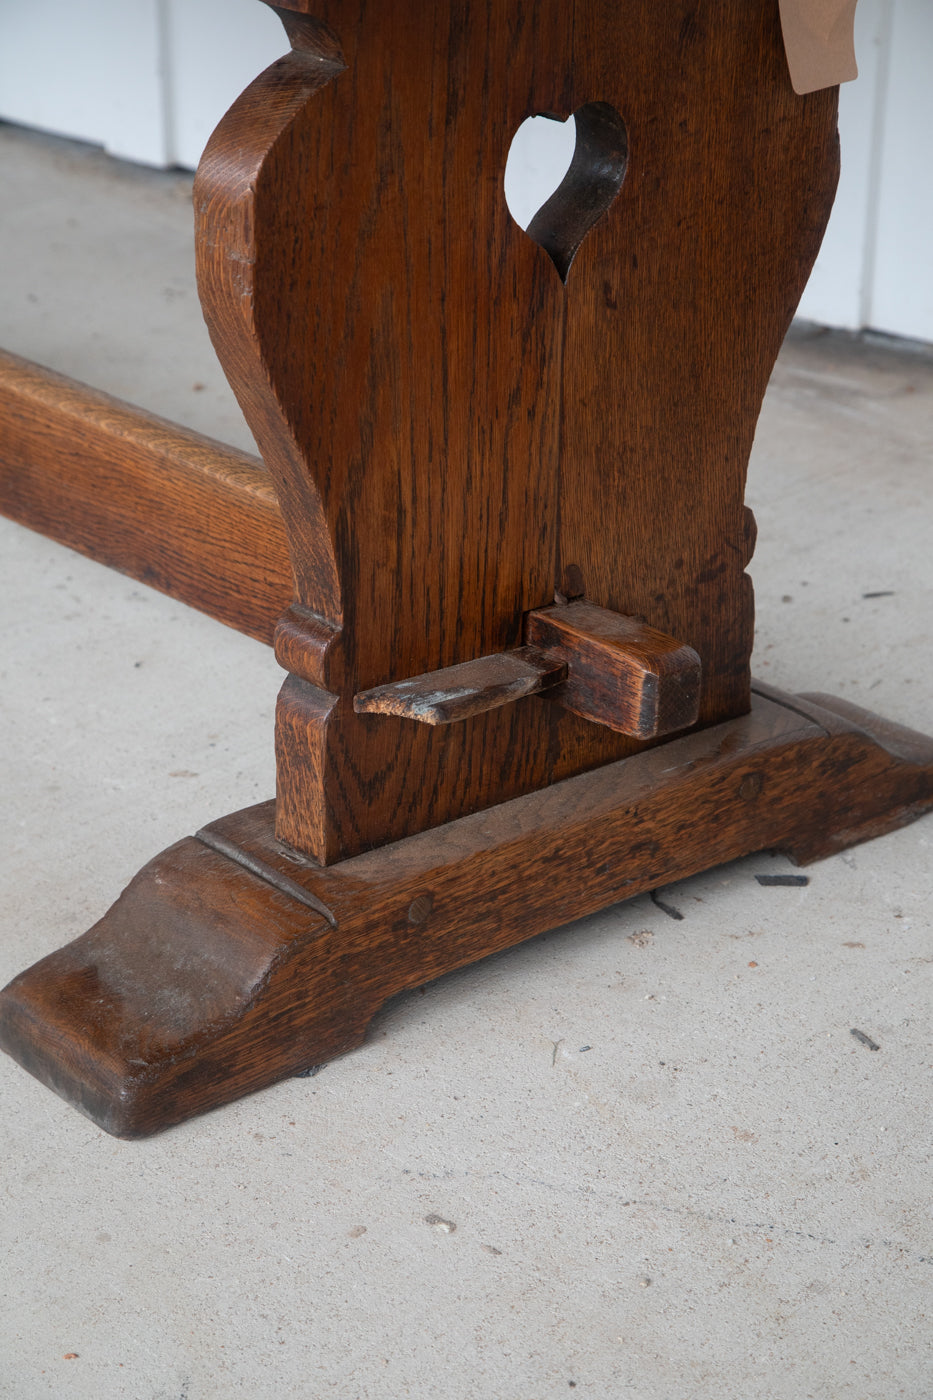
504, 103, 628, 283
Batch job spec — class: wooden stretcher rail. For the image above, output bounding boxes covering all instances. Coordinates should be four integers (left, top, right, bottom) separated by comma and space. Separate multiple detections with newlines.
0, 349, 293, 643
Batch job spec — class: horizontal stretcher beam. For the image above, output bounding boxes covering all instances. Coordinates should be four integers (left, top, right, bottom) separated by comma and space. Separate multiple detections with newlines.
0, 349, 293, 643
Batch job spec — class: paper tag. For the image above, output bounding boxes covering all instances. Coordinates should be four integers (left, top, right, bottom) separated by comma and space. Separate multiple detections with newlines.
779, 0, 859, 94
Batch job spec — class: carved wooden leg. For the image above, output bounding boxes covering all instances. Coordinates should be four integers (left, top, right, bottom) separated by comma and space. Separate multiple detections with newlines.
1, 0, 930, 1135
194, 0, 839, 864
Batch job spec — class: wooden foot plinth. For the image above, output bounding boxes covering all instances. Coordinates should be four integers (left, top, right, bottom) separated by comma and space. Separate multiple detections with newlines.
2, 684, 932, 1138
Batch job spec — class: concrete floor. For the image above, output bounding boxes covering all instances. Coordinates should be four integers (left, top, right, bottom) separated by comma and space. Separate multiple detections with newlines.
0, 122, 931, 1400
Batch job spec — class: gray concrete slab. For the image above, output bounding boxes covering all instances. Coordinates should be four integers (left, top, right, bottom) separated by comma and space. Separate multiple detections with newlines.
0, 122, 931, 1400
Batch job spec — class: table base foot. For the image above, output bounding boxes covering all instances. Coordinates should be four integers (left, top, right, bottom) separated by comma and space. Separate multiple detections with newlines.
2, 684, 931, 1137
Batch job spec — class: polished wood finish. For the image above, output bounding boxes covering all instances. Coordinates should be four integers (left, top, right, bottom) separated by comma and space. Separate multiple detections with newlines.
0, 350, 292, 643
2, 685, 931, 1138
195, 0, 839, 863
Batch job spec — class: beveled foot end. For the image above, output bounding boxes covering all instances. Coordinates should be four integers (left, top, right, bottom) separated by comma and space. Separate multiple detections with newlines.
0, 838, 369, 1137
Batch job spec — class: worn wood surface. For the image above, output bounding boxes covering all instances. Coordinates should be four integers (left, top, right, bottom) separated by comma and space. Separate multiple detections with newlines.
2, 685, 931, 1137
355, 602, 699, 735
6, 0, 920, 1143
0, 350, 292, 643
354, 646, 567, 725
525, 600, 701, 738
195, 0, 840, 863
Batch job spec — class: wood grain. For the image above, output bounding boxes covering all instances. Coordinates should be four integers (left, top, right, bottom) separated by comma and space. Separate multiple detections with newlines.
2, 686, 931, 1136
195, 0, 840, 862
525, 600, 701, 738
354, 647, 566, 724
0, 350, 292, 642
1, 1, 929, 1141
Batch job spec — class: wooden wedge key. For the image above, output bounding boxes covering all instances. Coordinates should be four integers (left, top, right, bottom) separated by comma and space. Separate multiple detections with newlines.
1, 0, 931, 1136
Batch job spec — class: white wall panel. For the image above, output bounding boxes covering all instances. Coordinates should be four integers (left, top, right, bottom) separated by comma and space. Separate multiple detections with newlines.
868, 0, 933, 341
0, 0, 167, 166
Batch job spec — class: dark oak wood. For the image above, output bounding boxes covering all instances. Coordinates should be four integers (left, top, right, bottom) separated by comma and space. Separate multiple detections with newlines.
353, 602, 699, 735
525, 600, 701, 738
2, 685, 931, 1138
0, 350, 292, 643
2, 0, 930, 1138
354, 647, 567, 725
195, 0, 839, 863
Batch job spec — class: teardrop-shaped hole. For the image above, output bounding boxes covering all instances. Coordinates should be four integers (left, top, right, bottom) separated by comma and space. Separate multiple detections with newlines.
505, 102, 628, 283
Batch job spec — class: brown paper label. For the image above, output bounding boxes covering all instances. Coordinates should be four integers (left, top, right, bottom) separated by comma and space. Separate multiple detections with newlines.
779, 0, 859, 94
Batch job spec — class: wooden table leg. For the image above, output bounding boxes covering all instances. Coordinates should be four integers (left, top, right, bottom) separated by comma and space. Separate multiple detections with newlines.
1, 0, 930, 1135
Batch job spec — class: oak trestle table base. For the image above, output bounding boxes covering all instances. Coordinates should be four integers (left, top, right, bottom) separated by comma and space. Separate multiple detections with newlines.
1, 0, 930, 1135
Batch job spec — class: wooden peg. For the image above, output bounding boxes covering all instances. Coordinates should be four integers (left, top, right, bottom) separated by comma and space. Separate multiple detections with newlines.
354, 602, 699, 740
354, 648, 566, 725
525, 600, 701, 739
